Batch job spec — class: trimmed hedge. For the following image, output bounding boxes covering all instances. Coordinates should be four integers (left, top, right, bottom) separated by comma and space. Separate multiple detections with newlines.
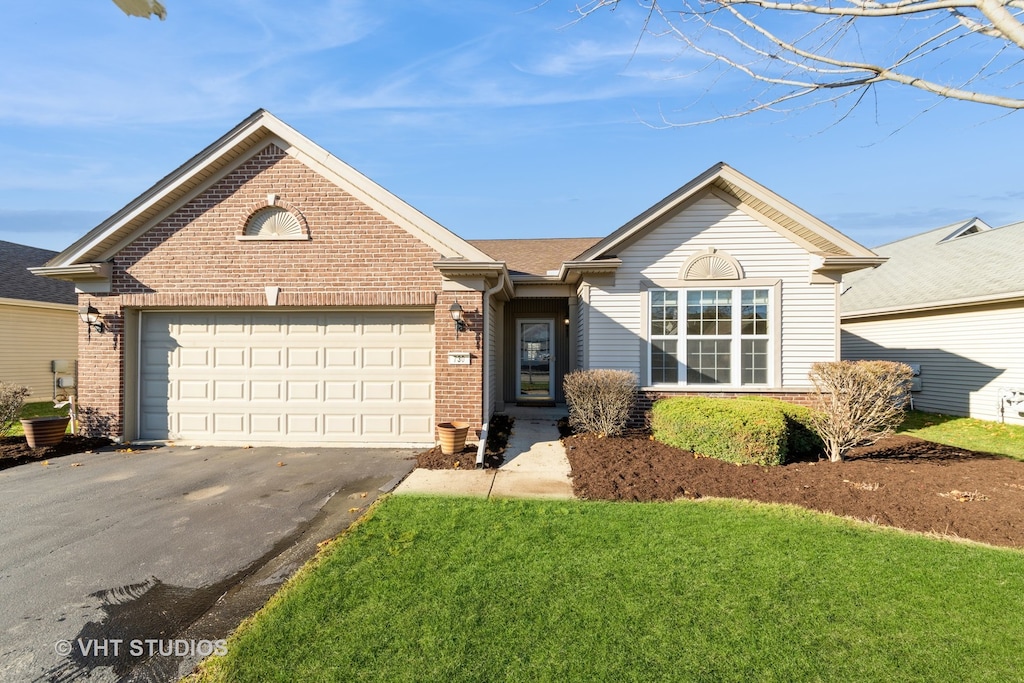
736, 396, 824, 462
651, 396, 824, 466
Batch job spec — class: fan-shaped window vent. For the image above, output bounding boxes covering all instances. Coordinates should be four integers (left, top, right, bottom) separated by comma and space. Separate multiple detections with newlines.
683, 248, 742, 280
245, 208, 303, 238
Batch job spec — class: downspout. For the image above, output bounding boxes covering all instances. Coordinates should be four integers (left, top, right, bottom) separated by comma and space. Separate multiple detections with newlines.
476, 276, 506, 468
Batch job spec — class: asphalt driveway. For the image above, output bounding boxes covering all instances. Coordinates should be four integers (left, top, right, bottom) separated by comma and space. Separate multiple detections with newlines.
0, 443, 416, 682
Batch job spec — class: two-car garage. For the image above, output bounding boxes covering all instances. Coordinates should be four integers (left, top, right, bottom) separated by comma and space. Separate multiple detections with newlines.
137, 310, 435, 445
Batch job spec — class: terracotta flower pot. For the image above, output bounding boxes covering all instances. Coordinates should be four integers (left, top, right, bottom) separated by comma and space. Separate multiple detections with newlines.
437, 421, 471, 455
20, 416, 71, 449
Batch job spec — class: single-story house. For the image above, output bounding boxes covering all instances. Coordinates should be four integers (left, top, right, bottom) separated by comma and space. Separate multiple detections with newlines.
841, 218, 1024, 425
33, 109, 883, 446
0, 241, 77, 400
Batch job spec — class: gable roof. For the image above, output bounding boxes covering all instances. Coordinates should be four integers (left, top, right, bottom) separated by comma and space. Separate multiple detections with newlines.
572, 162, 879, 264
841, 219, 1024, 319
469, 237, 601, 278
38, 109, 495, 274
0, 241, 76, 306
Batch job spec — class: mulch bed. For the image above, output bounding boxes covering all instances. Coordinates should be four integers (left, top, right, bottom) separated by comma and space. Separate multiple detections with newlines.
417, 414, 514, 470
0, 435, 115, 472
565, 432, 1024, 549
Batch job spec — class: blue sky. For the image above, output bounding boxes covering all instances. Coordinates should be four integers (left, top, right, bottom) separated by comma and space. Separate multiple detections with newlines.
2, 1, 1022, 254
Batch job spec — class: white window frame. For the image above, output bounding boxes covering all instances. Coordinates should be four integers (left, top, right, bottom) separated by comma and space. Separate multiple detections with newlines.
649, 286, 774, 388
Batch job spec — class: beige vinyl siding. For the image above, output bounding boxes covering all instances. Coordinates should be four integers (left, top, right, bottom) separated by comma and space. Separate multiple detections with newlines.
0, 303, 77, 400
842, 302, 1024, 425
586, 194, 837, 388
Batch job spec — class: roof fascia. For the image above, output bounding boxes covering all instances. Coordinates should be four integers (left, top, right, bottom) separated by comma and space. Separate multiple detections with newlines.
0, 296, 77, 312
557, 258, 623, 284
842, 290, 1024, 321
28, 263, 112, 292
433, 260, 514, 299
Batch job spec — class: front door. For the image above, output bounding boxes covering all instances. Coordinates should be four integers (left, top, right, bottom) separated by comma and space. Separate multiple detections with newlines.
517, 319, 554, 401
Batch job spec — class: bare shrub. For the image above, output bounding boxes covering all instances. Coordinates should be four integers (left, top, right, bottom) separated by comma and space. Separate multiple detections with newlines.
563, 369, 638, 436
808, 360, 914, 462
0, 382, 30, 437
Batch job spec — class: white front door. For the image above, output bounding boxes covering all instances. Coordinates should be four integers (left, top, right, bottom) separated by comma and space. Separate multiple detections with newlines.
517, 319, 554, 401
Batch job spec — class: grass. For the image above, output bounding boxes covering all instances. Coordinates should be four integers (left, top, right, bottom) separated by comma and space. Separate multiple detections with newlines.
898, 410, 1024, 460
6, 401, 71, 438
196, 495, 1024, 682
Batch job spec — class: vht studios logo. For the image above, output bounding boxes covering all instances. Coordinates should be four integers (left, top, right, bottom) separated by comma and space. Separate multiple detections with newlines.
55, 638, 228, 658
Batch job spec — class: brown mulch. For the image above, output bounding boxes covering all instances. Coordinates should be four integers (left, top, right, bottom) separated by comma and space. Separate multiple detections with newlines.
417, 414, 515, 470
0, 435, 115, 471
565, 432, 1024, 549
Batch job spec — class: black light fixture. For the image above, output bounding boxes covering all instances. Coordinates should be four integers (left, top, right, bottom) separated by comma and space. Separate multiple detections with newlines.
78, 305, 104, 334
448, 300, 466, 337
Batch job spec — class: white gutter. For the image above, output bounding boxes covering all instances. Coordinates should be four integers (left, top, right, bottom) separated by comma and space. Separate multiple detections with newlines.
476, 276, 507, 467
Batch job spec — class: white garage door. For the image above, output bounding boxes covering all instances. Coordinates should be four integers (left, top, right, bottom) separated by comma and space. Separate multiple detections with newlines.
139, 310, 434, 444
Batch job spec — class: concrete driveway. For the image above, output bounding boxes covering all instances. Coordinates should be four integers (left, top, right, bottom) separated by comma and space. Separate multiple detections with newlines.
0, 443, 416, 682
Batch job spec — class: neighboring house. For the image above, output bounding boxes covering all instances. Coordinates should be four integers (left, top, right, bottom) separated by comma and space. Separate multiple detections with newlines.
0, 241, 77, 400
33, 110, 882, 446
841, 219, 1024, 425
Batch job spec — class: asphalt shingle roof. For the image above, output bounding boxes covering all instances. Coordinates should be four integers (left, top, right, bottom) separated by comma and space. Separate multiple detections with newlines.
0, 241, 77, 305
469, 237, 602, 277
841, 220, 1024, 316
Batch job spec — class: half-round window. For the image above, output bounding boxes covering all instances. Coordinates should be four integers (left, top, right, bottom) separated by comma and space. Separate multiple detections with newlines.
681, 248, 743, 280
244, 207, 304, 239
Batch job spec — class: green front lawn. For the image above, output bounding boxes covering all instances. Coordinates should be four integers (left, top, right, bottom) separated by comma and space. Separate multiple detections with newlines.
6, 401, 71, 438
899, 410, 1024, 460
196, 496, 1024, 682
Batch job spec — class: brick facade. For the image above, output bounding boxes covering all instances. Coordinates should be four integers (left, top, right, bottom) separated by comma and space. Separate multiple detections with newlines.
78, 142, 487, 441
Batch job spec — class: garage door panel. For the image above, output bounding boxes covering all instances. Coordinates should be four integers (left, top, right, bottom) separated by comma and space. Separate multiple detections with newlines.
213, 381, 245, 400
250, 381, 282, 401
324, 381, 356, 401
140, 310, 434, 444
251, 348, 282, 368
286, 414, 320, 436
325, 348, 356, 368
363, 348, 395, 368
400, 381, 432, 401
250, 415, 283, 434
214, 414, 246, 434
215, 348, 246, 367
178, 413, 211, 433
401, 348, 432, 368
400, 414, 434, 437
287, 381, 320, 401
179, 381, 210, 400
178, 348, 211, 368
361, 415, 395, 435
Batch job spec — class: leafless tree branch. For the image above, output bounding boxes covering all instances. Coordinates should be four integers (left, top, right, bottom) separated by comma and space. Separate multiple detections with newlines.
575, 0, 1024, 123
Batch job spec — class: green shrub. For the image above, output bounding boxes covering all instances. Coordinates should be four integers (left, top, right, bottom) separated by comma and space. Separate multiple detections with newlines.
563, 369, 638, 436
736, 396, 824, 461
651, 396, 789, 466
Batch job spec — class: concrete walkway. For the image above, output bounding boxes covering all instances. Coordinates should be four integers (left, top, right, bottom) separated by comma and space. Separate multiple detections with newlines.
394, 406, 574, 499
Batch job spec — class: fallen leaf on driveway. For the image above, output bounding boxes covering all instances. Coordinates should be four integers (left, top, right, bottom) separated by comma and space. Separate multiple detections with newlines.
70, 463, 82, 467
277, 461, 285, 467
348, 507, 361, 513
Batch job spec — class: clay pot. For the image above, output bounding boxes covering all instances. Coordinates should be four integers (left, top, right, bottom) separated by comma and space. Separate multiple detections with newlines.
20, 416, 71, 449
437, 421, 471, 455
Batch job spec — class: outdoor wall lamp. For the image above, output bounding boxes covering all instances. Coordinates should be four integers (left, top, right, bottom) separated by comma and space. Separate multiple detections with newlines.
78, 305, 104, 334
449, 300, 467, 337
